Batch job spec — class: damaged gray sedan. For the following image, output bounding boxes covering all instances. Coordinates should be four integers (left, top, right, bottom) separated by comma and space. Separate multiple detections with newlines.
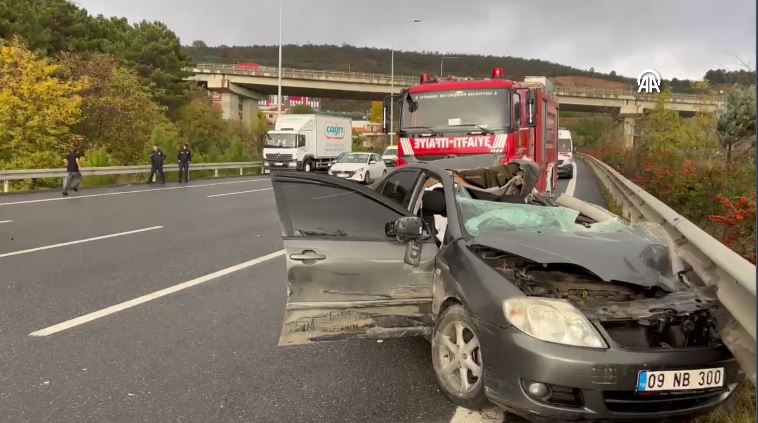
270, 155, 743, 422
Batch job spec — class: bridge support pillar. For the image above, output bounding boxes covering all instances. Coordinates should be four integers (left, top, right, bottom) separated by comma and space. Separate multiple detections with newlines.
622, 116, 636, 149
206, 82, 263, 127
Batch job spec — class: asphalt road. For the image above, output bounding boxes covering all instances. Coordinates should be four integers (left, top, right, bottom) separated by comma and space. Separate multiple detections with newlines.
0, 158, 605, 423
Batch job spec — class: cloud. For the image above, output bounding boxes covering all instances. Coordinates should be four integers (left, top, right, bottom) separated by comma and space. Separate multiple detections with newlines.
75, 0, 756, 79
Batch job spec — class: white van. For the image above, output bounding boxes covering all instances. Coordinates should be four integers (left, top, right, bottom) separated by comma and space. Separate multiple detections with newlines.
557, 128, 574, 178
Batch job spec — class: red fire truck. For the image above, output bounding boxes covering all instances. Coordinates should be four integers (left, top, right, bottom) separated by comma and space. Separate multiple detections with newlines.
384, 68, 559, 193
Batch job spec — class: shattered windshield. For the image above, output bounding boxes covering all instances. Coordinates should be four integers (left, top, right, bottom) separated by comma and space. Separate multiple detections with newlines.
456, 194, 627, 236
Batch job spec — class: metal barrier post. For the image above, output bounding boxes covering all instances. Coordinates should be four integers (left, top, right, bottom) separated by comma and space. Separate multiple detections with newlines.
239, 168, 243, 176
214, 169, 219, 177
3, 179, 8, 193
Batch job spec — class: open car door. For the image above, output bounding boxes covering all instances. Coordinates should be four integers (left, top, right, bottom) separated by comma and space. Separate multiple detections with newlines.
271, 171, 437, 346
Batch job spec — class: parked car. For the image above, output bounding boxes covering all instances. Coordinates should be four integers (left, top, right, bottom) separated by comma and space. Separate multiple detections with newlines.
382, 145, 398, 167
270, 155, 742, 422
327, 152, 347, 169
327, 152, 386, 184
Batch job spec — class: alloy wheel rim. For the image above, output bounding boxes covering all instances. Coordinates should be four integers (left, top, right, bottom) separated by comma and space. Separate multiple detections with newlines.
437, 320, 482, 395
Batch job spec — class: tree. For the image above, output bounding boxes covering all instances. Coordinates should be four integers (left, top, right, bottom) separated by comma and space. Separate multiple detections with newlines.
192, 40, 208, 48
123, 21, 192, 116
251, 110, 270, 153
0, 2, 192, 115
176, 91, 229, 154
0, 39, 87, 170
290, 104, 314, 114
717, 86, 756, 166
64, 54, 168, 164
369, 101, 383, 123
691, 80, 712, 94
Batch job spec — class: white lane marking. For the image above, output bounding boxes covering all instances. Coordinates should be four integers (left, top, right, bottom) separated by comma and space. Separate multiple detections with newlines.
29, 249, 285, 337
206, 188, 273, 198
450, 406, 504, 422
0, 226, 163, 259
565, 161, 578, 197
0, 220, 12, 224
0, 178, 269, 206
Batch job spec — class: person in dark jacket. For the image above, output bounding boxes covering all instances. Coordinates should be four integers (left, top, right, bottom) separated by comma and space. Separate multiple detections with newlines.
177, 143, 192, 183
62, 149, 82, 196
148, 145, 166, 184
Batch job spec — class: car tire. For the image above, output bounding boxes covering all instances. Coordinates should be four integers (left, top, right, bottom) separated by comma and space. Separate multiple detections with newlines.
303, 161, 313, 172
431, 304, 489, 410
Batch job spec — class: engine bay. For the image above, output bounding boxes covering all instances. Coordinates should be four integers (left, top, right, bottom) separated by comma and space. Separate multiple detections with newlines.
473, 246, 722, 349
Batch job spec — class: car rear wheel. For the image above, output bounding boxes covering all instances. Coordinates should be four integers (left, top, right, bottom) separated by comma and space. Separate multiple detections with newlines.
431, 304, 489, 410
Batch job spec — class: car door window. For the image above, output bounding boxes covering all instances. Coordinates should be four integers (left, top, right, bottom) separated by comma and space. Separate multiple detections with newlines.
279, 180, 402, 239
380, 170, 421, 208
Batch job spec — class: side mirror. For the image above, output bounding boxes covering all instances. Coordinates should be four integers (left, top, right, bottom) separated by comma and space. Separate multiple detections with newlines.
527, 89, 537, 128
385, 216, 429, 242
369, 159, 377, 164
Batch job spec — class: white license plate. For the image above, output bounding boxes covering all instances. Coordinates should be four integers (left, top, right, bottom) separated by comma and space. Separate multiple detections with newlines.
336, 173, 347, 177
637, 368, 724, 392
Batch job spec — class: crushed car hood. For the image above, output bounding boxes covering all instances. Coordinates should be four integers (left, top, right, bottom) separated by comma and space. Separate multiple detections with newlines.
472, 229, 678, 291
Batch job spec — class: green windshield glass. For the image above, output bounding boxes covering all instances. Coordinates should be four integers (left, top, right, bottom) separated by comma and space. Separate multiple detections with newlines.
456, 195, 627, 236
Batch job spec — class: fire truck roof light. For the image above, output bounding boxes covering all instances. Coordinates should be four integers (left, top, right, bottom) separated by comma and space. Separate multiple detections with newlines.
492, 67, 504, 79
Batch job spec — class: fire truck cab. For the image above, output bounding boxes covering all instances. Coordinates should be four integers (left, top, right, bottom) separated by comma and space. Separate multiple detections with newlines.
384, 68, 559, 193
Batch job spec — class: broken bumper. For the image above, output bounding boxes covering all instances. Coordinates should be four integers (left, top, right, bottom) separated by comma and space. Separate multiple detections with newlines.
477, 320, 743, 422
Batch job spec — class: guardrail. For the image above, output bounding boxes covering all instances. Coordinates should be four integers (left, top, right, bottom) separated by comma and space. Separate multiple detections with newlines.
580, 153, 756, 384
555, 87, 723, 105
0, 162, 263, 192
192, 63, 419, 86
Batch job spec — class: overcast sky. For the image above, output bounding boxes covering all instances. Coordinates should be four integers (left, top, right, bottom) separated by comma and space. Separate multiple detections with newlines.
74, 0, 755, 80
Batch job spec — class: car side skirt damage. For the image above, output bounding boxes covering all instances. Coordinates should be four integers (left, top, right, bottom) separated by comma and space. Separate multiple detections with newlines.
471, 245, 723, 350
279, 299, 433, 346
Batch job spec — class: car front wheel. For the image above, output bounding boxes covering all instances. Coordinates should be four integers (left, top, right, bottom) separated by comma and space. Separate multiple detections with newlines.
431, 304, 489, 410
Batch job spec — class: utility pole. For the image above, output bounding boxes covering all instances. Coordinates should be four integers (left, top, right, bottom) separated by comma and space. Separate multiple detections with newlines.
389, 19, 422, 144
277, 0, 283, 115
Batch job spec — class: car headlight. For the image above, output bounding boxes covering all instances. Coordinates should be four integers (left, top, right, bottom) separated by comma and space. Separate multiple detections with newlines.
356, 167, 364, 173
503, 298, 607, 348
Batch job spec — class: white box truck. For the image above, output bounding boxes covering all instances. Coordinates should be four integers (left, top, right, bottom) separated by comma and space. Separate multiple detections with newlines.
263, 114, 352, 172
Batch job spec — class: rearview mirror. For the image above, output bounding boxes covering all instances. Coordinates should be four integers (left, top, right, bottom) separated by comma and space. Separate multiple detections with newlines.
385, 216, 429, 242
369, 159, 376, 164
382, 94, 400, 134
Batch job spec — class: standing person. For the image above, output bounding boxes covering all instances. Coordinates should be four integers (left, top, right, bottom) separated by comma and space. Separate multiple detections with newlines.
177, 143, 192, 183
62, 149, 82, 196
148, 145, 166, 184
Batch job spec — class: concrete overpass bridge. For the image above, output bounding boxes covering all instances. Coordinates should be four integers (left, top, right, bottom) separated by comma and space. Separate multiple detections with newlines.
188, 63, 723, 146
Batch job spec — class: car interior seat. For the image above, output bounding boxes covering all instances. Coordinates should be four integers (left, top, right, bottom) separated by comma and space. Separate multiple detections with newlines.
421, 188, 447, 245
